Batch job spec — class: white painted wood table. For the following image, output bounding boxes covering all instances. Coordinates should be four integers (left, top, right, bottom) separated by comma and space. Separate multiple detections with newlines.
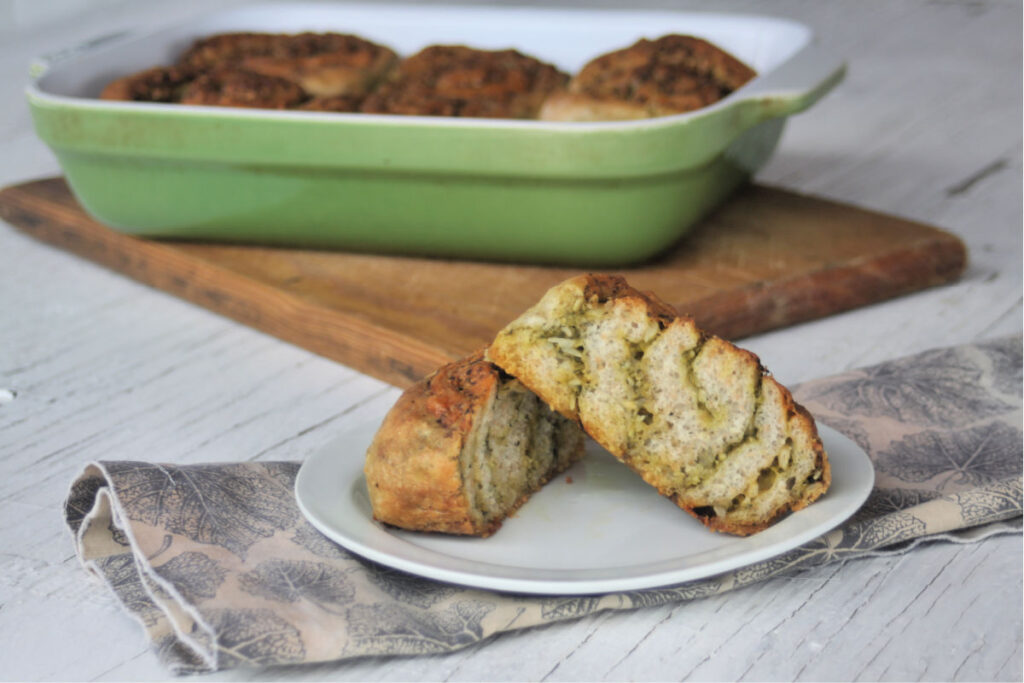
1, 1, 1021, 680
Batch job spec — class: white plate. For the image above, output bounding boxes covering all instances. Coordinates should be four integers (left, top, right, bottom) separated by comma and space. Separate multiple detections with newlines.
296, 422, 873, 595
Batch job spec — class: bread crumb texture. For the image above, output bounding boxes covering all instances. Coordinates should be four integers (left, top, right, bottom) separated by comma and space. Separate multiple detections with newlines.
364, 353, 584, 537
487, 274, 831, 535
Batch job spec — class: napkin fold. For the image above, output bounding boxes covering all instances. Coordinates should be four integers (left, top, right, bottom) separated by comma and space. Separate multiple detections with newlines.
64, 337, 1023, 674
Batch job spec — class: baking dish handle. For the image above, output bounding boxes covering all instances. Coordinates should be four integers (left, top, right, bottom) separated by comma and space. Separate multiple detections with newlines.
29, 30, 131, 80
733, 42, 846, 120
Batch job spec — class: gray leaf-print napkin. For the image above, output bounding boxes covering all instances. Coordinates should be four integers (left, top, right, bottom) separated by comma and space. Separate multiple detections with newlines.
64, 336, 1023, 674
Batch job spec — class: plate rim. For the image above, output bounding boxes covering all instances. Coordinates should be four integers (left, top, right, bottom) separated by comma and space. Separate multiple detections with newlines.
295, 421, 874, 595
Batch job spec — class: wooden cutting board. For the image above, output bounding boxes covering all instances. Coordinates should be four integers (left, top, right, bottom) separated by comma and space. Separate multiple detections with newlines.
0, 177, 966, 388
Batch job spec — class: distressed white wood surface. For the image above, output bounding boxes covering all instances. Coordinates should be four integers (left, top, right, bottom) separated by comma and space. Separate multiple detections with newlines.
1, 1, 1020, 681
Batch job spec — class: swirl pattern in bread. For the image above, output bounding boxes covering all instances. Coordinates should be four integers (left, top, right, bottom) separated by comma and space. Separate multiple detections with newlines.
486, 274, 830, 536
539, 35, 756, 121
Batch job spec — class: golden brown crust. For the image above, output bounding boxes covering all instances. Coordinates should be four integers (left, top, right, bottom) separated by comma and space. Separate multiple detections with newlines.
104, 31, 397, 109
176, 32, 284, 70
99, 65, 196, 102
365, 351, 586, 537
238, 33, 399, 97
364, 351, 497, 537
101, 31, 753, 120
581, 273, 679, 328
360, 45, 568, 118
179, 68, 307, 109
540, 35, 756, 121
104, 32, 753, 121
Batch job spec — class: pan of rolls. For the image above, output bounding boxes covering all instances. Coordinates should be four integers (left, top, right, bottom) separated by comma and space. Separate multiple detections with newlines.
26, 3, 844, 265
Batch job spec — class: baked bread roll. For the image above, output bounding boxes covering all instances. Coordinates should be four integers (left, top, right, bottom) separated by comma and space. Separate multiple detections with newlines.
236, 33, 398, 98
178, 68, 307, 109
486, 275, 830, 536
103, 31, 397, 108
177, 32, 398, 98
540, 35, 756, 121
100, 65, 197, 102
364, 353, 585, 537
360, 45, 568, 118
176, 32, 284, 70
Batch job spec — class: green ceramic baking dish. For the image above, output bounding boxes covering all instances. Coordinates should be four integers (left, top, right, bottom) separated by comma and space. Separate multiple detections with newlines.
26, 3, 844, 266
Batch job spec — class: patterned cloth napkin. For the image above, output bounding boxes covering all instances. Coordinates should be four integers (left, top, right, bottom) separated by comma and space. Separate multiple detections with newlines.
64, 337, 1023, 674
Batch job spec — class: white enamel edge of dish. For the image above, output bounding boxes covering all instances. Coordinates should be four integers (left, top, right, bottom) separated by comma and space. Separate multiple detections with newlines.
25, 3, 844, 132
295, 422, 874, 595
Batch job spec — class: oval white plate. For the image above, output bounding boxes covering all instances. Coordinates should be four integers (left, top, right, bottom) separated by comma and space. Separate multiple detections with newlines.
295, 422, 873, 595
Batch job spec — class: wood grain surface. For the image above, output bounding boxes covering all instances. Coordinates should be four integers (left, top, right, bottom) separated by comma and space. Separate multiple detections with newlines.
0, 177, 966, 387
